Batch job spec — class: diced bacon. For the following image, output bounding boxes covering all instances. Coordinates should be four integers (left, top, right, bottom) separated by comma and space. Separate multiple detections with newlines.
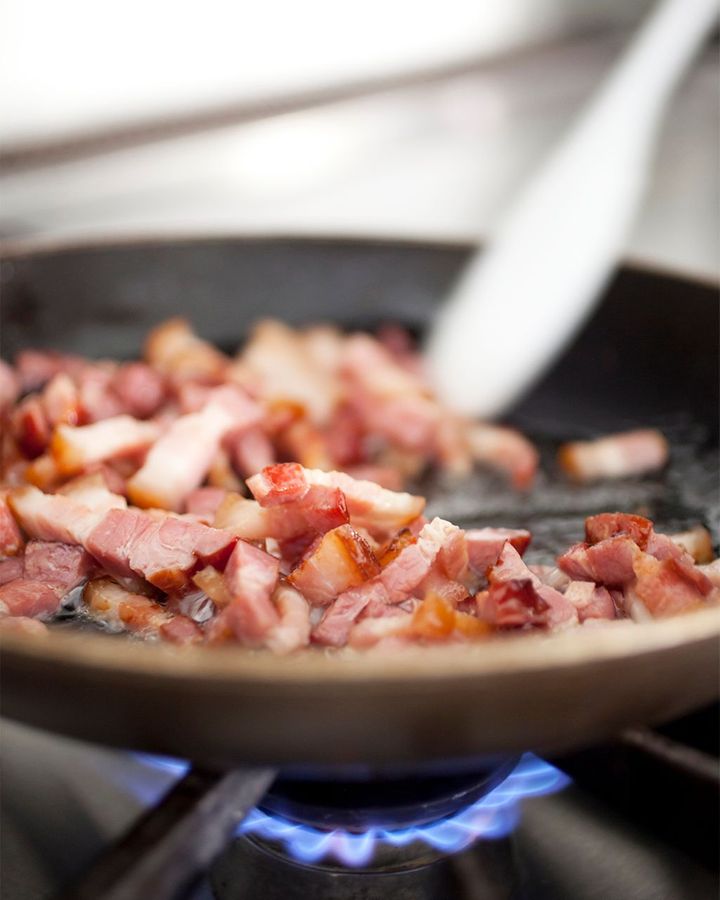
86, 507, 236, 591
76, 364, 125, 423
558, 429, 668, 482
42, 374, 80, 426
699, 559, 720, 588
313, 581, 389, 647
222, 541, 280, 642
564, 581, 616, 622
0, 616, 49, 636
0, 579, 61, 618
229, 426, 275, 478
111, 363, 166, 418
0, 558, 24, 585
13, 396, 50, 459
377, 517, 459, 602
185, 487, 228, 523
9, 485, 124, 545
239, 319, 338, 425
247, 464, 425, 536
342, 334, 441, 451
128, 386, 261, 511
418, 570, 469, 606
144, 318, 228, 383
666, 526, 714, 565
557, 537, 641, 587
485, 579, 550, 628
437, 527, 469, 582
489, 542, 540, 586
167, 588, 216, 624
23, 454, 61, 491
0, 359, 20, 411
51, 415, 160, 475
24, 541, 93, 594
0, 494, 24, 556
377, 529, 416, 567
465, 528, 531, 576
342, 466, 404, 491
278, 420, 334, 470
487, 544, 577, 629
85, 508, 151, 580
349, 612, 413, 648
247, 462, 309, 507
467, 424, 539, 489
585, 513, 653, 549
288, 525, 379, 605
528, 565, 571, 591
57, 471, 128, 509
192, 566, 232, 608
265, 584, 311, 654
83, 578, 201, 643
629, 554, 714, 618
207, 449, 244, 492
644, 531, 692, 563
15, 350, 85, 392
215, 487, 349, 544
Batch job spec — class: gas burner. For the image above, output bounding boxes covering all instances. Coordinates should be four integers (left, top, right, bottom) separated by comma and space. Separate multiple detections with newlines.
235, 755, 568, 871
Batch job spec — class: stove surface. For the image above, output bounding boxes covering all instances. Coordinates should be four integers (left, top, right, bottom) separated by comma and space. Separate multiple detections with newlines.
1, 716, 717, 900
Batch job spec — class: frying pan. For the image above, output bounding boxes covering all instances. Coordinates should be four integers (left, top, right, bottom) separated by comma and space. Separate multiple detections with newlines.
0, 235, 718, 771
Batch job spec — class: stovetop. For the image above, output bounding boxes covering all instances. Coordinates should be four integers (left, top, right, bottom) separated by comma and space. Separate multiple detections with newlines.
1, 705, 718, 900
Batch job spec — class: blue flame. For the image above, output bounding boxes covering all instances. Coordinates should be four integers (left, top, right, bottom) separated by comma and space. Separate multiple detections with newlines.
237, 754, 568, 867
129, 752, 568, 868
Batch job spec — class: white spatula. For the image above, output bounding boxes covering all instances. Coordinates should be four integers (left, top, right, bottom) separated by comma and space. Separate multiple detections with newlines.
427, 0, 718, 419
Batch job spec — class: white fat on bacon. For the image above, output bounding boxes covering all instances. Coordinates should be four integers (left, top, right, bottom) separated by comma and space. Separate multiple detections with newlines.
8, 484, 126, 545
558, 429, 668, 482
52, 415, 161, 474
127, 386, 261, 511
247, 464, 424, 536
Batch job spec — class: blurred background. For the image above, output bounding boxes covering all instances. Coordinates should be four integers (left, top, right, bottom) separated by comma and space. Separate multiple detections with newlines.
0, 0, 717, 280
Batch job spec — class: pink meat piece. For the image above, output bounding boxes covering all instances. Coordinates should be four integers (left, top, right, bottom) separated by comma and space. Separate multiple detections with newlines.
287, 524, 380, 605
110, 363, 166, 418
465, 528, 531, 576
486, 544, 577, 629
699, 560, 720, 589
13, 396, 50, 458
559, 429, 668, 482
185, 487, 228, 522
557, 537, 641, 586
238, 319, 338, 425
0, 579, 61, 618
645, 531, 694, 563
349, 612, 413, 648
0, 359, 20, 411
128, 385, 261, 511
83, 577, 201, 643
52, 415, 160, 475
467, 424, 539, 489
585, 513, 653, 549
144, 318, 228, 383
564, 581, 616, 622
379, 518, 459, 603
247, 464, 425, 535
222, 540, 280, 642
665, 527, 714, 565
265, 584, 311, 654
42, 374, 80, 426
24, 541, 93, 594
76, 364, 125, 422
0, 494, 24, 556
9, 485, 125, 545
629, 554, 715, 618
15, 350, 85, 392
215, 487, 349, 543
418, 570, 469, 606
313, 581, 390, 647
228, 426, 275, 478
528, 565, 571, 591
0, 558, 24, 585
86, 508, 236, 591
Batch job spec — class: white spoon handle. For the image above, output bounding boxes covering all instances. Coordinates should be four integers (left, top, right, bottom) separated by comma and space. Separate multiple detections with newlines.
427, 0, 718, 419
